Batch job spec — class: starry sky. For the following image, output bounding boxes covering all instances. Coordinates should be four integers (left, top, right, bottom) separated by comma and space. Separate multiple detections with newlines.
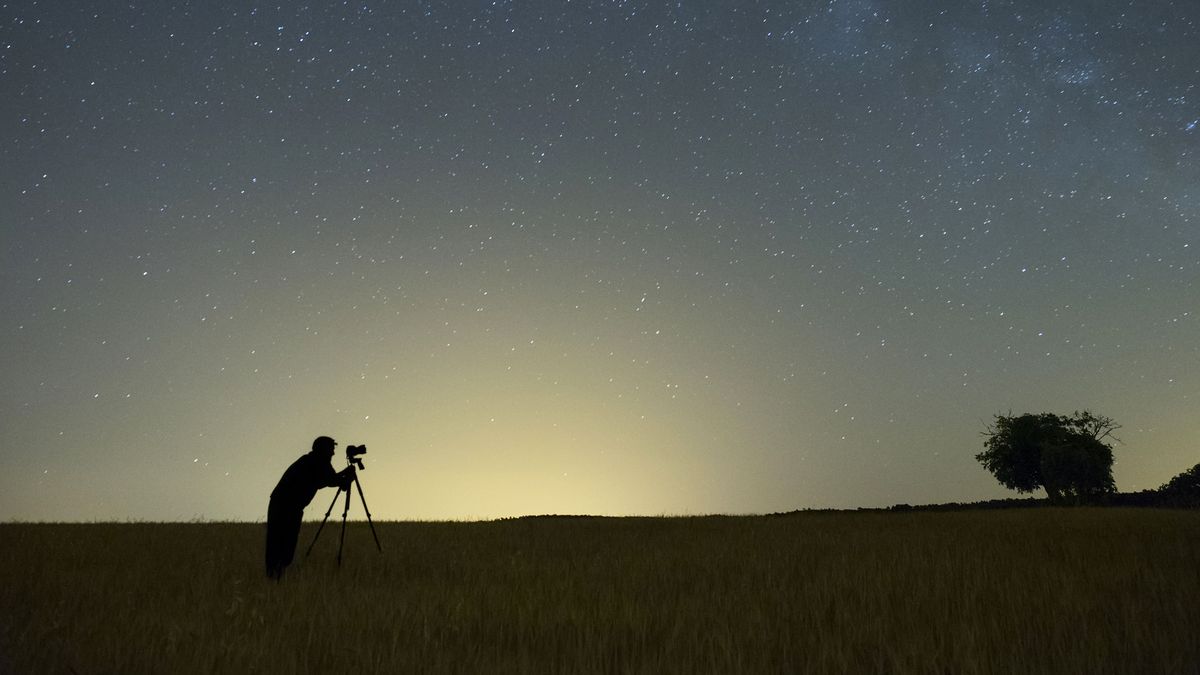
2, 1, 1197, 522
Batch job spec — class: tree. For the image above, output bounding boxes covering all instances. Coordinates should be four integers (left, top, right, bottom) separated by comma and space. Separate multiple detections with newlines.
1158, 463, 1200, 507
976, 411, 1119, 503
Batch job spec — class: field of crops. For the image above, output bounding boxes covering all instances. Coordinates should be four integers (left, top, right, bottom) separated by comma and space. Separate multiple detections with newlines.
1, 508, 1197, 673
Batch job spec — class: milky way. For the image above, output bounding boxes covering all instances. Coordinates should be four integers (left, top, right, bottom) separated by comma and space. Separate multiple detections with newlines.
2, 1, 1197, 520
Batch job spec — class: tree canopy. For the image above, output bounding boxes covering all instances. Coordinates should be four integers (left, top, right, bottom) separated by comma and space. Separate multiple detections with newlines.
1158, 463, 1200, 507
976, 411, 1119, 503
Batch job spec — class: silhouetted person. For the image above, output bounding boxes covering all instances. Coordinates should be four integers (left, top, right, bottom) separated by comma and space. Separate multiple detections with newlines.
266, 436, 352, 579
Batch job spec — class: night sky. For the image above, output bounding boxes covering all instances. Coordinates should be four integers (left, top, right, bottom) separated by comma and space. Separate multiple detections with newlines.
3, 1, 1197, 521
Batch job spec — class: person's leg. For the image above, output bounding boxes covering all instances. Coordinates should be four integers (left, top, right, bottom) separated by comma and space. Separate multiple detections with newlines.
279, 509, 303, 572
265, 505, 282, 579
265, 501, 299, 579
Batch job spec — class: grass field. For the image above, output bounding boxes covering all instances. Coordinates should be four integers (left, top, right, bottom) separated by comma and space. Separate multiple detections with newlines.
1, 508, 1197, 674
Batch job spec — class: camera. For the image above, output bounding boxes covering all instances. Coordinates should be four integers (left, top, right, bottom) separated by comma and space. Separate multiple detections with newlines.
346, 444, 367, 470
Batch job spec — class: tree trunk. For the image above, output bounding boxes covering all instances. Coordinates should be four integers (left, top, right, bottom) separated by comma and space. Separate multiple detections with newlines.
1044, 484, 1063, 503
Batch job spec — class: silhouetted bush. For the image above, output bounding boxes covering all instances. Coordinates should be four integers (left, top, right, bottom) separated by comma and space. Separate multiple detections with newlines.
1157, 463, 1200, 508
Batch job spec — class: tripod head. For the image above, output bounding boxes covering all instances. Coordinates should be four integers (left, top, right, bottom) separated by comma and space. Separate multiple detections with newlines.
346, 444, 367, 470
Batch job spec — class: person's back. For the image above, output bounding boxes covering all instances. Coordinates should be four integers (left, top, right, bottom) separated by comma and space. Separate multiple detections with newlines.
271, 452, 337, 511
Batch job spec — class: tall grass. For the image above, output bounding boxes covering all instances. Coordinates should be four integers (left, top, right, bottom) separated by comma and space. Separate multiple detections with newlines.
1, 508, 1197, 673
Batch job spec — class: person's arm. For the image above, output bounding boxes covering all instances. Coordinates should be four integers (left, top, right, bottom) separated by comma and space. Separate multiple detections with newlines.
320, 458, 354, 490
317, 457, 340, 488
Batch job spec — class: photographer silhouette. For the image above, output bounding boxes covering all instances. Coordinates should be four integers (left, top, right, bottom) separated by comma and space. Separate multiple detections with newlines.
265, 436, 353, 579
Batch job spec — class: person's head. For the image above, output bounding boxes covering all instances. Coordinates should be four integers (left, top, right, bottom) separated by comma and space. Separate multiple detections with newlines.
312, 436, 337, 457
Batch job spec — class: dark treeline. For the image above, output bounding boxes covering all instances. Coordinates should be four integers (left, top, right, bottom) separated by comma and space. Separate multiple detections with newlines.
882, 489, 1198, 513
766, 482, 1198, 517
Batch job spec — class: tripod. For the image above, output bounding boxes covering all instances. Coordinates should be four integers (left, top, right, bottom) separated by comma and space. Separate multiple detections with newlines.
305, 463, 382, 566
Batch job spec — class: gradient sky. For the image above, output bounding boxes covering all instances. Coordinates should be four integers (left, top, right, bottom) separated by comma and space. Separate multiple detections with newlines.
2, 1, 1197, 521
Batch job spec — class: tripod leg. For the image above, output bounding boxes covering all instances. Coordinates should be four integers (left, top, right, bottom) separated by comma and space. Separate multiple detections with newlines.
305, 488, 342, 558
353, 475, 383, 552
337, 484, 352, 567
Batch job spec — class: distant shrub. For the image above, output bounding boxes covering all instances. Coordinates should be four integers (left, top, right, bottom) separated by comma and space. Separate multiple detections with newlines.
1158, 463, 1200, 508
